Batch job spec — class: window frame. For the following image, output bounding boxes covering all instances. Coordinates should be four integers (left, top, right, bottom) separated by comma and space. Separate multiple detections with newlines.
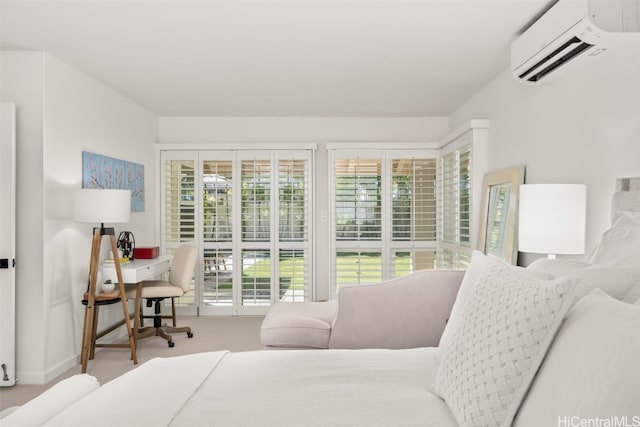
329, 148, 439, 298
160, 149, 314, 316
436, 144, 473, 269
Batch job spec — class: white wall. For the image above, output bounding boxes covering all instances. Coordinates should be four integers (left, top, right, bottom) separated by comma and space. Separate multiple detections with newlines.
158, 116, 449, 300
450, 37, 640, 266
1, 51, 158, 383
158, 116, 449, 144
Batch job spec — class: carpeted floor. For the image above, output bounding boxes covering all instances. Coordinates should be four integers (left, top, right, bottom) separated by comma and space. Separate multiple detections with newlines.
0, 315, 264, 411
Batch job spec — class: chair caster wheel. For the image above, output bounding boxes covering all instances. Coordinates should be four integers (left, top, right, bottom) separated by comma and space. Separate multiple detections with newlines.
168, 341, 175, 348
187, 332, 194, 338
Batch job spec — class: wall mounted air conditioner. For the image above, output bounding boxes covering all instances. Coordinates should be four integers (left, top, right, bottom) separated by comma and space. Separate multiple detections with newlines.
511, 0, 640, 83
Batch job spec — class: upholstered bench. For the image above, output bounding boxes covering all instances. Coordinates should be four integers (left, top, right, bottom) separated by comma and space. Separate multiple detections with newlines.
260, 301, 338, 349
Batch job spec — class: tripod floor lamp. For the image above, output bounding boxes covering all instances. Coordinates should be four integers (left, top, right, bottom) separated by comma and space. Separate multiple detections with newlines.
74, 189, 137, 373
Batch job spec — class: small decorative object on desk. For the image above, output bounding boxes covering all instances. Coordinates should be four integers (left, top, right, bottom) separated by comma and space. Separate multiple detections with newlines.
104, 257, 130, 264
133, 246, 160, 259
101, 280, 116, 294
117, 231, 135, 260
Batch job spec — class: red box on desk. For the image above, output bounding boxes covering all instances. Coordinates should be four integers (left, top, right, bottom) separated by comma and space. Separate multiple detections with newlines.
133, 246, 160, 259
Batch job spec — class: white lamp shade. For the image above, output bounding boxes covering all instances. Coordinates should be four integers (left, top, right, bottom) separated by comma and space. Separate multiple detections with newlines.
518, 184, 586, 256
74, 189, 131, 224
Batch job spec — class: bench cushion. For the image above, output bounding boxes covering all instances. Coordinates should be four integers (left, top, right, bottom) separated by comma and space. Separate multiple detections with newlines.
261, 301, 337, 349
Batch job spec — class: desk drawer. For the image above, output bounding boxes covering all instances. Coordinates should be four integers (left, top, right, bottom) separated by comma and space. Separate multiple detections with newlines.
143, 259, 170, 280
103, 257, 171, 284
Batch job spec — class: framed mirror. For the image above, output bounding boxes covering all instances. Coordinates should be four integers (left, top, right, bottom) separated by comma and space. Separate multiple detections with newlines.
477, 166, 525, 265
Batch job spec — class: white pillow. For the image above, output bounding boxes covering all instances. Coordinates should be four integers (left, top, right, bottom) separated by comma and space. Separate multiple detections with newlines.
528, 258, 640, 303
527, 258, 640, 302
514, 289, 640, 426
569, 265, 640, 303
612, 192, 640, 223
438, 251, 552, 356
526, 258, 590, 276
611, 209, 640, 228
587, 211, 640, 266
437, 251, 488, 355
2, 374, 100, 427
432, 256, 574, 427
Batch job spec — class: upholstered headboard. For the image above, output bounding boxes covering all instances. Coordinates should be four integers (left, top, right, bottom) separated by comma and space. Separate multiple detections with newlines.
612, 177, 640, 224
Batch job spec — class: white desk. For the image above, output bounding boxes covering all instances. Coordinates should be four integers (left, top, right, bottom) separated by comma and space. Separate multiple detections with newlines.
103, 256, 171, 342
103, 256, 170, 284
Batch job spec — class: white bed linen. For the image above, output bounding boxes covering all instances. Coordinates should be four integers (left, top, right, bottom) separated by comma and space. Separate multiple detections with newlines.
2, 374, 99, 427
42, 348, 453, 427
45, 351, 228, 427
170, 348, 455, 427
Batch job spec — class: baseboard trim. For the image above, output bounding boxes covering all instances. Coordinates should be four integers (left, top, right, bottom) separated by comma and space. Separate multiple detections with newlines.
16, 355, 79, 385
44, 355, 79, 384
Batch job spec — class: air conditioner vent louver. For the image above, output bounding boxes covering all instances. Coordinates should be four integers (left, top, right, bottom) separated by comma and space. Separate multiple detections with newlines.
511, 0, 640, 84
519, 37, 594, 82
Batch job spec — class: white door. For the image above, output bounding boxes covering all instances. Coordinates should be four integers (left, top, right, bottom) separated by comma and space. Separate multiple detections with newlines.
0, 103, 16, 386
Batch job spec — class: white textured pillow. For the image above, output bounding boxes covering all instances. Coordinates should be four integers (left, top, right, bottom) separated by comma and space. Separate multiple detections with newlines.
438, 251, 489, 354
587, 211, 640, 266
514, 289, 640, 426
432, 256, 574, 427
439, 251, 552, 356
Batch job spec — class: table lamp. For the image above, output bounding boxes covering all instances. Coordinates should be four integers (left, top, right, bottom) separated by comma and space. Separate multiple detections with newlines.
518, 184, 586, 259
73, 189, 137, 372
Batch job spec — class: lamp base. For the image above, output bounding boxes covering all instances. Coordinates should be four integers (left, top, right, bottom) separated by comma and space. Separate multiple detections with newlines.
80, 226, 136, 373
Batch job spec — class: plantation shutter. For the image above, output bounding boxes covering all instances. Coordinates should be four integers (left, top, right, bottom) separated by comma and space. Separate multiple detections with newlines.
437, 144, 473, 269
161, 152, 198, 309
162, 148, 314, 315
239, 156, 272, 306
330, 150, 438, 292
333, 156, 383, 288
164, 159, 196, 244
277, 157, 311, 302
202, 160, 233, 243
241, 159, 271, 242
335, 158, 382, 242
239, 152, 313, 306
278, 159, 308, 242
201, 155, 234, 308
459, 148, 471, 245
390, 157, 438, 275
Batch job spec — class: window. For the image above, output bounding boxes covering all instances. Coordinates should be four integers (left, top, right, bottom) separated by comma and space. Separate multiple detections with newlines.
202, 157, 233, 308
162, 155, 196, 306
161, 150, 312, 315
391, 157, 438, 276
330, 150, 438, 292
160, 122, 487, 309
437, 144, 473, 269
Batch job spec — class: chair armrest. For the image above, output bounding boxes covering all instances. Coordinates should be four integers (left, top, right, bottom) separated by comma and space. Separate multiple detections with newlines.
328, 269, 464, 349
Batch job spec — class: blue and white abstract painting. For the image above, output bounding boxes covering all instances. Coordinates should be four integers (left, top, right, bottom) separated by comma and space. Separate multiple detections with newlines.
82, 151, 145, 211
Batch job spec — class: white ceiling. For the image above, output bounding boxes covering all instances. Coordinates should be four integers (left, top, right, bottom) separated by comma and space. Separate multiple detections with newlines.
0, 1, 553, 117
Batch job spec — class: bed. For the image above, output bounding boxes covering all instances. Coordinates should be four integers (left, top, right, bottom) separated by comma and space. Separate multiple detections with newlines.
4, 177, 639, 427
42, 348, 457, 427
